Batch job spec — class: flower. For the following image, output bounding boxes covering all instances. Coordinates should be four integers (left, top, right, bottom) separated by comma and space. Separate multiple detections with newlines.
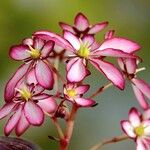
9, 37, 55, 90
118, 58, 150, 109
59, 12, 109, 37
0, 77, 57, 136
64, 83, 95, 107
121, 107, 150, 150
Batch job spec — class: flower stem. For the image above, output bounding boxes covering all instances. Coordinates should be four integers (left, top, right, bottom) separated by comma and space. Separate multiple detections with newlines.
59, 104, 78, 150
89, 83, 113, 99
90, 134, 128, 150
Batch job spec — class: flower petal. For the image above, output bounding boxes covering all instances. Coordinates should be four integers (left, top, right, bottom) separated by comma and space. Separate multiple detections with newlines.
88, 21, 108, 34
75, 85, 90, 94
136, 138, 147, 150
64, 31, 80, 50
118, 58, 125, 71
22, 38, 33, 45
129, 107, 141, 127
105, 30, 115, 39
67, 58, 90, 82
121, 120, 136, 138
32, 94, 50, 100
15, 111, 30, 136
41, 40, 54, 58
35, 60, 54, 89
90, 59, 125, 89
59, 22, 75, 34
26, 68, 38, 85
125, 58, 137, 74
33, 37, 44, 50
75, 98, 96, 107
37, 97, 57, 114
67, 57, 79, 71
0, 102, 16, 120
74, 13, 89, 31
24, 101, 44, 126
5, 63, 31, 102
132, 84, 149, 110
82, 35, 95, 46
4, 105, 22, 136
9, 45, 30, 60
143, 109, 150, 120
132, 78, 150, 99
34, 30, 73, 50
98, 37, 141, 53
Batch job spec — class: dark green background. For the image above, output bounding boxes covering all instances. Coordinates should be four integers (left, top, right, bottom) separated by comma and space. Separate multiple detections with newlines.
0, 0, 150, 149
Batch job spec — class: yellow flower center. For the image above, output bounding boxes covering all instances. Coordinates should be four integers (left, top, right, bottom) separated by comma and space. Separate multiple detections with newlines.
28, 45, 41, 59
17, 86, 32, 101
134, 125, 145, 137
67, 89, 77, 97
77, 42, 90, 58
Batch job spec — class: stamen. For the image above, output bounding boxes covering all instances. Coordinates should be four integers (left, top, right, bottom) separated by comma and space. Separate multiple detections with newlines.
27, 45, 41, 59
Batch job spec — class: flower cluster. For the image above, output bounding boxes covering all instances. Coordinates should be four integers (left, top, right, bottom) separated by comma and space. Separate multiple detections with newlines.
0, 13, 150, 150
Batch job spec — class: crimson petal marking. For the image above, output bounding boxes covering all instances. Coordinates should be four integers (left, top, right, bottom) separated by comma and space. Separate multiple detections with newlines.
64, 31, 80, 50
90, 59, 125, 89
35, 60, 54, 89
75, 85, 90, 94
82, 35, 95, 46
15, 111, 30, 136
24, 101, 44, 126
33, 37, 44, 50
121, 120, 136, 138
129, 107, 141, 127
37, 97, 57, 114
98, 37, 141, 53
5, 63, 31, 102
67, 58, 89, 82
132, 78, 150, 99
105, 30, 115, 39
125, 58, 137, 74
132, 84, 148, 110
74, 13, 89, 31
4, 105, 22, 136
59, 22, 75, 34
0, 102, 16, 120
136, 138, 147, 150
92, 49, 137, 58
10, 45, 30, 60
32, 94, 50, 100
41, 40, 54, 58
88, 21, 108, 34
22, 38, 33, 46
75, 98, 96, 107
34, 30, 73, 50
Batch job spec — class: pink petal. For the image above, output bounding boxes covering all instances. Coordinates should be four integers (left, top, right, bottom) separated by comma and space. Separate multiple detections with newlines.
9, 45, 30, 60
88, 21, 108, 34
4, 105, 22, 136
132, 78, 150, 99
67, 57, 79, 71
35, 60, 54, 89
41, 40, 54, 58
82, 35, 95, 46
33, 37, 44, 50
125, 58, 137, 74
92, 49, 137, 58
67, 58, 90, 82
34, 30, 73, 50
98, 37, 141, 53
15, 111, 30, 136
37, 97, 57, 114
24, 101, 44, 126
118, 58, 125, 71
5, 63, 31, 102
129, 107, 141, 127
0, 102, 16, 120
132, 84, 149, 110
75, 85, 90, 94
64, 31, 80, 50
121, 120, 136, 138
32, 94, 50, 100
74, 13, 89, 31
105, 30, 115, 39
90, 59, 125, 89
22, 38, 33, 45
26, 68, 38, 85
136, 138, 147, 150
143, 109, 150, 120
75, 98, 95, 107
59, 22, 75, 34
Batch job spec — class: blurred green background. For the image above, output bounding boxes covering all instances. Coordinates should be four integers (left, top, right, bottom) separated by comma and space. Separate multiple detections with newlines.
0, 0, 150, 150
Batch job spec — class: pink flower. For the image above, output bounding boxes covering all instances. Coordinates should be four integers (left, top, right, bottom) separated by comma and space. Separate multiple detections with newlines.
9, 37, 55, 90
64, 83, 95, 107
59, 12, 109, 37
118, 58, 150, 109
0, 78, 57, 136
121, 107, 150, 150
